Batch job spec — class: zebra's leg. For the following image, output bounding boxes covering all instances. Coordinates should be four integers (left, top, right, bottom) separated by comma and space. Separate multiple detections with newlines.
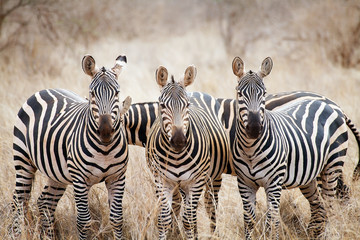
335, 173, 350, 201
204, 177, 222, 233
182, 179, 205, 240
11, 153, 36, 236
300, 179, 327, 239
106, 173, 126, 239
237, 177, 257, 240
320, 161, 343, 201
155, 178, 174, 240
171, 187, 181, 219
37, 178, 67, 238
171, 186, 182, 233
73, 181, 92, 240
264, 185, 282, 240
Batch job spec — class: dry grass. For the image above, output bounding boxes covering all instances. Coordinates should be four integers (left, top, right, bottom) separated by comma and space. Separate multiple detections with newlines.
1, 0, 360, 239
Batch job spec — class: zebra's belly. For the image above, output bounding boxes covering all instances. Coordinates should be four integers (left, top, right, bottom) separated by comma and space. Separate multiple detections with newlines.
31, 154, 73, 185
282, 161, 323, 188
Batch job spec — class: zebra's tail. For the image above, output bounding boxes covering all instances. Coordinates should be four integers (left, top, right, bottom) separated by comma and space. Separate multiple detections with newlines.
345, 115, 360, 181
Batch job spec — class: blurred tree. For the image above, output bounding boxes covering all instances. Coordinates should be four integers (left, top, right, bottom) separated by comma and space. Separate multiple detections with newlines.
0, 0, 58, 52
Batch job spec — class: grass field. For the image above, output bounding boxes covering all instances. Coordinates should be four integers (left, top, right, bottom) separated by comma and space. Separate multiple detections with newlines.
1, 0, 360, 239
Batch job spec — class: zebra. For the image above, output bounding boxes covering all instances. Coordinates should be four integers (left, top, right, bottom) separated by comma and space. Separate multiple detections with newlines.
230, 56, 352, 239
11, 54, 132, 239
217, 92, 360, 199
145, 65, 231, 239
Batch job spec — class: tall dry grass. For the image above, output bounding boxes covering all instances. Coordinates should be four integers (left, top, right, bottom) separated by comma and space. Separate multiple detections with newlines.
1, 0, 360, 239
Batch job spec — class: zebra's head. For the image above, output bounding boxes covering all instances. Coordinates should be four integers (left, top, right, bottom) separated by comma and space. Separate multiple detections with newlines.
82, 55, 132, 145
232, 57, 273, 139
155, 65, 196, 152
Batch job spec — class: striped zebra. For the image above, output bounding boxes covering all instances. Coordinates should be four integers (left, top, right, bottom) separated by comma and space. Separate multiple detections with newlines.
218, 92, 360, 199
230, 56, 352, 239
11, 55, 132, 239
145, 65, 231, 239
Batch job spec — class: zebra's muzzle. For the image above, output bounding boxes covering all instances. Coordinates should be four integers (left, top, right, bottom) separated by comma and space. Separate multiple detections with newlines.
170, 126, 187, 152
98, 114, 115, 144
246, 111, 263, 139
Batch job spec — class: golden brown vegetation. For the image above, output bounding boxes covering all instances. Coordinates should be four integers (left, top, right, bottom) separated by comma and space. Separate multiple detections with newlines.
1, 0, 360, 239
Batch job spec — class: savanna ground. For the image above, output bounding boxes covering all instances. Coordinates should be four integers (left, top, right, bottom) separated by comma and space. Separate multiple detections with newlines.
1, 0, 360, 239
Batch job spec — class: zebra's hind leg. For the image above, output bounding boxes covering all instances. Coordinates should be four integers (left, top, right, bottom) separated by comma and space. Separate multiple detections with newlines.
204, 177, 222, 234
335, 173, 350, 201
37, 178, 67, 238
300, 180, 327, 239
11, 153, 37, 237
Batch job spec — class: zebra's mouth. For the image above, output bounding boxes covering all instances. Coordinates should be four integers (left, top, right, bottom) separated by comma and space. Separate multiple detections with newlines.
98, 114, 115, 145
245, 124, 262, 139
169, 127, 187, 152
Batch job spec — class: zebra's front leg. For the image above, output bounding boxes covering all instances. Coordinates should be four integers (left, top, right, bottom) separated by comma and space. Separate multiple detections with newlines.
155, 179, 174, 240
204, 177, 222, 234
37, 178, 67, 238
106, 173, 126, 239
300, 179, 327, 239
264, 185, 282, 240
73, 181, 92, 240
237, 178, 257, 240
182, 180, 205, 240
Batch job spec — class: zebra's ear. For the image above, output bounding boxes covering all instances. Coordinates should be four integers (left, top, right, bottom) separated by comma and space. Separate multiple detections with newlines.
82, 55, 99, 77
112, 55, 127, 78
232, 57, 245, 79
120, 96, 132, 116
182, 65, 196, 87
258, 57, 273, 78
156, 66, 168, 88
